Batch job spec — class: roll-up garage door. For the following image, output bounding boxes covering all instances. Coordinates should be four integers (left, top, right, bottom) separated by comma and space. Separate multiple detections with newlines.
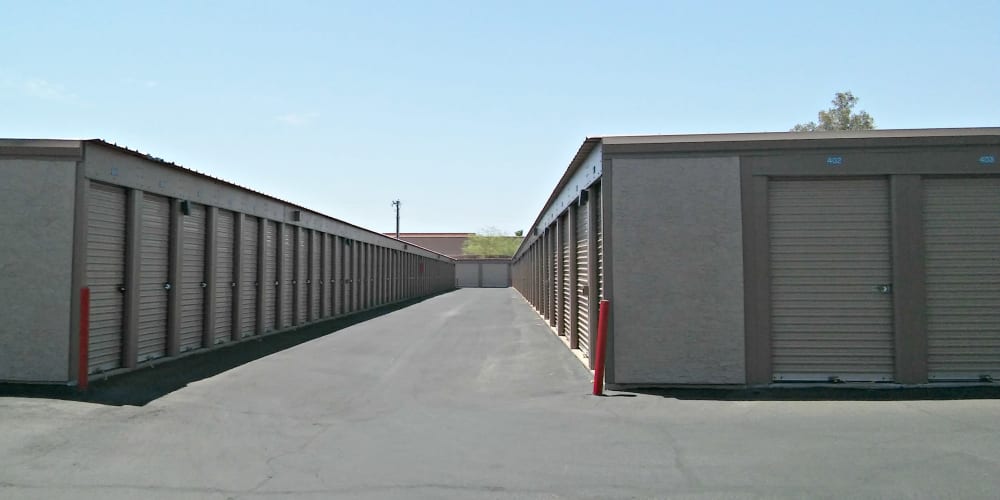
296, 227, 307, 324
769, 179, 894, 382
86, 182, 127, 373
360, 243, 371, 310
925, 177, 1000, 382
371, 245, 378, 305
215, 209, 234, 344
373, 247, 381, 305
332, 236, 341, 316
596, 183, 603, 300
482, 262, 509, 287
322, 234, 332, 318
551, 227, 558, 322
576, 196, 590, 356
359, 242, 365, 310
561, 214, 571, 335
240, 215, 258, 338
310, 230, 320, 321
341, 239, 351, 313
280, 225, 294, 328
179, 202, 206, 352
138, 193, 170, 362
456, 262, 478, 287
263, 221, 277, 332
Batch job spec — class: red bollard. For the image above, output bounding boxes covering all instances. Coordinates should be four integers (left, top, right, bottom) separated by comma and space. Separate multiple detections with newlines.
592, 299, 610, 396
78, 287, 90, 392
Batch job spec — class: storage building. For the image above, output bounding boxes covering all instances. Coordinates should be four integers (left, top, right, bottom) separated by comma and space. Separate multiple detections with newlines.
0, 139, 455, 384
511, 128, 1000, 387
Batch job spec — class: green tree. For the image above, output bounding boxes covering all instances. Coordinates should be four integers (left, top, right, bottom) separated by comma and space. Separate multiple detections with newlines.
462, 227, 523, 257
792, 91, 875, 132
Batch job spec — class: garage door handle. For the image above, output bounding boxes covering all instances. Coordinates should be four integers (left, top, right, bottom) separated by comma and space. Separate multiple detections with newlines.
874, 284, 892, 294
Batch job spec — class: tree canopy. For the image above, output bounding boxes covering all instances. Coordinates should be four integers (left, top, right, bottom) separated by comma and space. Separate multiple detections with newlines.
462, 227, 523, 257
792, 91, 875, 132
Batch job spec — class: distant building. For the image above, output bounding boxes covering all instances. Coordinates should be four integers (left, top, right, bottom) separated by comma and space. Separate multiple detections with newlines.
386, 232, 515, 287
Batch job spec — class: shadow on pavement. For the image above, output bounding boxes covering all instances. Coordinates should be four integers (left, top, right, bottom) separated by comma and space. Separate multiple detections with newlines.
628, 385, 1000, 401
0, 291, 454, 407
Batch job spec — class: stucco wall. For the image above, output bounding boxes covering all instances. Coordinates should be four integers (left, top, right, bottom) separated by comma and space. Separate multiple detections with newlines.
0, 159, 77, 382
610, 156, 745, 384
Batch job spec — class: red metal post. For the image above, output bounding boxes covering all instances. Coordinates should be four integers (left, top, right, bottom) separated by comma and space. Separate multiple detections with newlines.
592, 299, 610, 396
78, 287, 90, 392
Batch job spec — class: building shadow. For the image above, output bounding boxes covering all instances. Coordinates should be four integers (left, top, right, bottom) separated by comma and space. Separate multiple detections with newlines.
0, 290, 456, 407
626, 385, 1000, 401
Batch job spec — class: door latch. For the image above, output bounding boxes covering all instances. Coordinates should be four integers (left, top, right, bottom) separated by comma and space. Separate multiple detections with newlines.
874, 284, 892, 294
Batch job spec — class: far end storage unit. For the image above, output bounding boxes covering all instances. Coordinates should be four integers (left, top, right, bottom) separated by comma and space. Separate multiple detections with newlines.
0, 139, 456, 384
455, 259, 512, 288
510, 128, 1000, 387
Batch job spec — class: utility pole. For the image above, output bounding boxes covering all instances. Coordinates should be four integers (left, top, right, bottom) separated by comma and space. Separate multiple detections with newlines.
391, 200, 400, 239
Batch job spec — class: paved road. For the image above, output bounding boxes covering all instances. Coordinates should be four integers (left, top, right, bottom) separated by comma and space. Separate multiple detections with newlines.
2, 288, 1000, 499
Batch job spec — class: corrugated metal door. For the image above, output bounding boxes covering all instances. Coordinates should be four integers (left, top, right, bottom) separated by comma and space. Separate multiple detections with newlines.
481, 263, 509, 287
240, 215, 258, 338
551, 227, 558, 323
86, 182, 127, 373
341, 239, 351, 313
368, 244, 375, 307
597, 183, 603, 300
280, 225, 294, 328
373, 246, 380, 305
576, 197, 590, 356
322, 233, 332, 318
179, 202, 206, 352
377, 247, 385, 305
214, 209, 235, 344
456, 262, 479, 287
561, 214, 571, 334
360, 243, 369, 310
138, 193, 170, 362
332, 236, 341, 316
925, 177, 1000, 381
296, 227, 307, 324
263, 221, 277, 332
310, 230, 320, 321
769, 179, 894, 382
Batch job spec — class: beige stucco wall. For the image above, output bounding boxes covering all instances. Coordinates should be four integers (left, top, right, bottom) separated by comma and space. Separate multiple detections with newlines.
610, 156, 745, 385
0, 159, 77, 382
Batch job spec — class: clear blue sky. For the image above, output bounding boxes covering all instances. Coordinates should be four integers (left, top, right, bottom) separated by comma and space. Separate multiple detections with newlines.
2, 1, 997, 233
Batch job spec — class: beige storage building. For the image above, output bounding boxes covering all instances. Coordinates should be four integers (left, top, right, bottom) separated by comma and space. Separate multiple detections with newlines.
511, 128, 1000, 387
0, 139, 455, 384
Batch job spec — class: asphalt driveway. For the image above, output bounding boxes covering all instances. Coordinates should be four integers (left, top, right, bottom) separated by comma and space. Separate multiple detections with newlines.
2, 288, 999, 499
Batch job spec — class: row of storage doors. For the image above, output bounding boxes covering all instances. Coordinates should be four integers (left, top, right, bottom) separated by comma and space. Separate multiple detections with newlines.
512, 181, 602, 364
85, 181, 451, 374
769, 176, 999, 382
